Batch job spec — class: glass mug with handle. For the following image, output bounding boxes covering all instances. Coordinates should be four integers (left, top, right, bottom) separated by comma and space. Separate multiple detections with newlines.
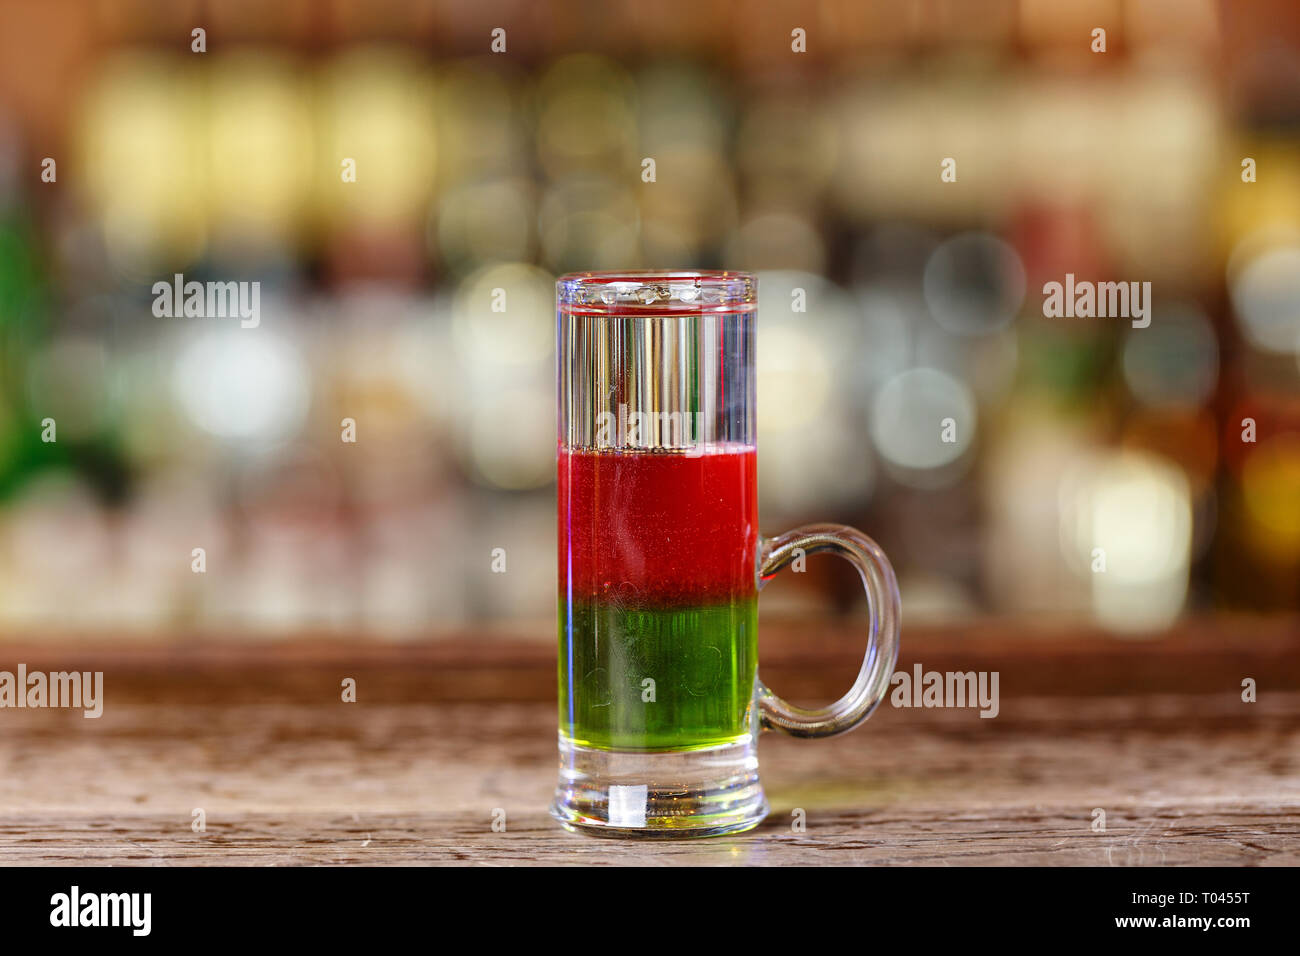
554, 271, 901, 837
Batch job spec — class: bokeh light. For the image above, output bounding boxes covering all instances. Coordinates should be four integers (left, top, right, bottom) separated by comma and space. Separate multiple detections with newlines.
172, 328, 311, 443
1121, 305, 1219, 408
1228, 231, 1300, 355
923, 232, 1027, 337
870, 368, 977, 487
1060, 451, 1192, 633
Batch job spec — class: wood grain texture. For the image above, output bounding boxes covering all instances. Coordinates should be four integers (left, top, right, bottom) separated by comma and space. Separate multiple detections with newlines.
0, 618, 1298, 866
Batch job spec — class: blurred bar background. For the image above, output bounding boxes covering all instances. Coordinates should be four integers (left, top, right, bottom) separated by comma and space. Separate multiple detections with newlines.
0, 0, 1297, 640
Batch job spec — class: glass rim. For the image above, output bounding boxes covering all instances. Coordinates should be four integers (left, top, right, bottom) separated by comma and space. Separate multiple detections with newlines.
557, 270, 756, 312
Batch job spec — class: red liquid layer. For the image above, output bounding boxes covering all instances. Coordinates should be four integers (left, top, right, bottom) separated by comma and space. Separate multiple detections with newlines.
558, 445, 758, 606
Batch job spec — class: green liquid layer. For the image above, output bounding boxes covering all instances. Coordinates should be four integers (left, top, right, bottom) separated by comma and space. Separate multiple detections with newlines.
559, 598, 758, 752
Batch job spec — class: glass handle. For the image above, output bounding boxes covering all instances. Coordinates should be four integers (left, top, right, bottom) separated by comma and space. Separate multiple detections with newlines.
756, 524, 902, 738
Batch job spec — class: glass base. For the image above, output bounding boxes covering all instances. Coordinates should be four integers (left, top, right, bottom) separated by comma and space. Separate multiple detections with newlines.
551, 735, 768, 838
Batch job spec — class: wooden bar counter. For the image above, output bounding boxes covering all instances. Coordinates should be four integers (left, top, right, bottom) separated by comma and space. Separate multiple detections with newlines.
1, 618, 1297, 866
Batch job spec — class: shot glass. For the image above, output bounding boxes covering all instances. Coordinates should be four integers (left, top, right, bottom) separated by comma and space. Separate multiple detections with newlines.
553, 271, 901, 837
